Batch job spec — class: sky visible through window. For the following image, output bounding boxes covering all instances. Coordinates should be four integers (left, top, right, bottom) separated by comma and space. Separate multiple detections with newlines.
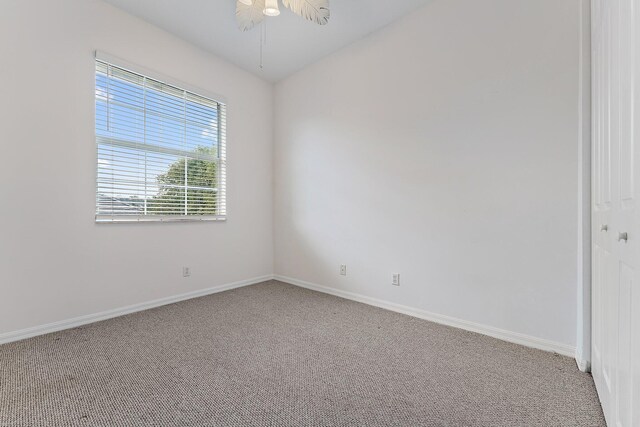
95, 63, 222, 217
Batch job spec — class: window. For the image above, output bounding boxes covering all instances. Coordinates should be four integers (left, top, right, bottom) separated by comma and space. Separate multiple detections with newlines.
95, 57, 226, 222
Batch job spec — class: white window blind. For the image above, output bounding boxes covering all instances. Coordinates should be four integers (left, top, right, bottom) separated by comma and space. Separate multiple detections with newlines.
95, 59, 226, 222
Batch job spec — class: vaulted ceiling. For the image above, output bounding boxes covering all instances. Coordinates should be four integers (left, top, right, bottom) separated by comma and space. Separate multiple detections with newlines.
102, 0, 432, 82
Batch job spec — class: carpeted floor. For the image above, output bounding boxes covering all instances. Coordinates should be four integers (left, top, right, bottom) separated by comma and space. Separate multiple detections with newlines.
0, 280, 605, 427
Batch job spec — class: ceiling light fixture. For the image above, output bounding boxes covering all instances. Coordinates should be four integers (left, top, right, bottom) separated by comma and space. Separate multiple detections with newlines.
263, 0, 280, 16
236, 0, 330, 32
235, 0, 330, 71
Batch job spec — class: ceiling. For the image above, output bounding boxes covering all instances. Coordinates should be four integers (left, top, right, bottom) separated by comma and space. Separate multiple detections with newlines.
102, 0, 432, 82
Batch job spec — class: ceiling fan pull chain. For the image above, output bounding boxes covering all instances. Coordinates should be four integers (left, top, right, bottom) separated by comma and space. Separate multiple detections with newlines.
260, 21, 264, 69
260, 18, 268, 70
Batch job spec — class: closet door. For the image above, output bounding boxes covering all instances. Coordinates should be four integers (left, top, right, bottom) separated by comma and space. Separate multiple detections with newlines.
591, 0, 617, 420
591, 0, 617, 419
632, 2, 640, 423
613, 1, 639, 425
591, 1, 639, 426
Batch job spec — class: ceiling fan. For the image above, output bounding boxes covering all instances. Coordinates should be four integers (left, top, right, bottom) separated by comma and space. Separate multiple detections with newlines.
236, 0, 330, 32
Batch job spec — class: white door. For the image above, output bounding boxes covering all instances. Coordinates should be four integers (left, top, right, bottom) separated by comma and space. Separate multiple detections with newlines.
591, 0, 616, 419
591, 1, 640, 426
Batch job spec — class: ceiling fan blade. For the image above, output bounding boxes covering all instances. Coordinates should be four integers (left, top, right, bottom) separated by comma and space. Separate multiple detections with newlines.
282, 0, 330, 25
236, 0, 266, 32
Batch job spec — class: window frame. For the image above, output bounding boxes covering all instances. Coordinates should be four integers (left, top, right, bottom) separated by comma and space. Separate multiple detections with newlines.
94, 52, 227, 223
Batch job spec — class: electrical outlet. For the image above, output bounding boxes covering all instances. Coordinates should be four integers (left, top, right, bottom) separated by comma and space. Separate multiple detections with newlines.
392, 273, 400, 286
183, 267, 191, 277
340, 264, 347, 276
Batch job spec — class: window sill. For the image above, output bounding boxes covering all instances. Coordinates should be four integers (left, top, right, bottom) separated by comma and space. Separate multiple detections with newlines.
95, 215, 226, 223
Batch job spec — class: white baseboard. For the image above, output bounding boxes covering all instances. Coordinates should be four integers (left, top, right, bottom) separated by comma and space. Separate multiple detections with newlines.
0, 275, 274, 345
274, 275, 576, 358
3, 273, 577, 360
575, 352, 591, 372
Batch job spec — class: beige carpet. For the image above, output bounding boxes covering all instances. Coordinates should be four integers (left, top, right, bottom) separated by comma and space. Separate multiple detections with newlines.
0, 280, 605, 426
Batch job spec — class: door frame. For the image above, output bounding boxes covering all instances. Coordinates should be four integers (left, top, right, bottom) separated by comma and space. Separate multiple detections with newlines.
577, 0, 592, 373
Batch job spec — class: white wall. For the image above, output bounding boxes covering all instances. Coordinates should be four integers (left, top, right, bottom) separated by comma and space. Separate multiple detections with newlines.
274, 0, 583, 347
0, 0, 587, 353
0, 0, 273, 335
